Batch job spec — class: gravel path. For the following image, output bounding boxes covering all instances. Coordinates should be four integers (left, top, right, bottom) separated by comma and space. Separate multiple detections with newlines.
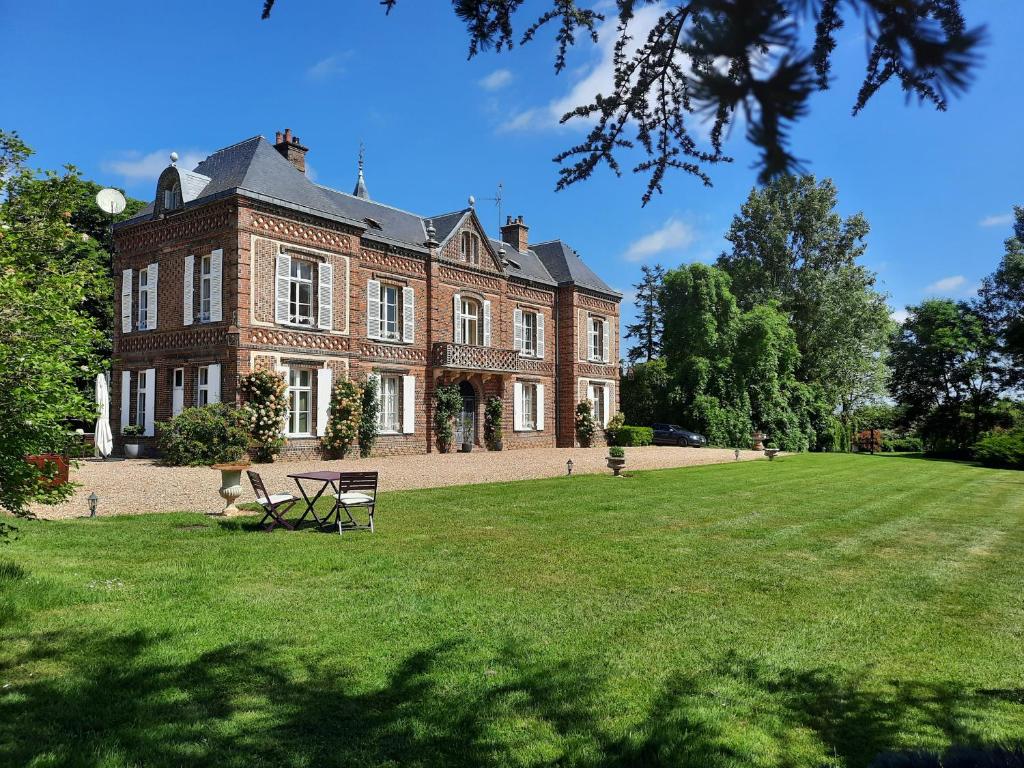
29, 446, 764, 520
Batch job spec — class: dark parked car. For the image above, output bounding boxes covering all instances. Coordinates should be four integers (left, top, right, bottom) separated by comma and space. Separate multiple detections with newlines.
652, 423, 708, 447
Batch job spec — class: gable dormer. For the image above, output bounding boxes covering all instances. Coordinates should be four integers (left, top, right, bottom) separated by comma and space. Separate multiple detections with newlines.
433, 208, 505, 274
154, 159, 211, 217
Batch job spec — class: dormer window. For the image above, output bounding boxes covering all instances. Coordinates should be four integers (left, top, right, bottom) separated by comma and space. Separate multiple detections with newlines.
163, 182, 181, 211
460, 231, 480, 265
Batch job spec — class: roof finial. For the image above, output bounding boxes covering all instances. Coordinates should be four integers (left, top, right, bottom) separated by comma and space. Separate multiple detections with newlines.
169, 151, 179, 166
353, 141, 370, 200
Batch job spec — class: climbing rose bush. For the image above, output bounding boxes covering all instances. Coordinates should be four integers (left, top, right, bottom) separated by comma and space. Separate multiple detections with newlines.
323, 378, 362, 459
240, 370, 287, 462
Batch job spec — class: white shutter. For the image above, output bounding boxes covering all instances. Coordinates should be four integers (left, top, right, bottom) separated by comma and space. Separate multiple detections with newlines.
121, 269, 133, 333
120, 370, 131, 432
453, 294, 462, 343
276, 366, 290, 435
537, 313, 545, 359
207, 363, 222, 404
147, 263, 158, 330
513, 308, 523, 352
606, 383, 615, 427
536, 384, 545, 431
317, 261, 334, 330
183, 255, 194, 326
513, 382, 524, 431
143, 367, 156, 436
402, 286, 415, 343
316, 367, 333, 437
209, 249, 223, 323
602, 319, 611, 362
367, 279, 381, 339
402, 375, 415, 433
483, 300, 492, 346
275, 252, 291, 324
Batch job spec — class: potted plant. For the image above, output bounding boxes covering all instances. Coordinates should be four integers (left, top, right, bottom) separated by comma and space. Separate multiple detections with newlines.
607, 445, 626, 476
764, 442, 781, 461
433, 383, 461, 453
484, 396, 503, 451
122, 424, 144, 459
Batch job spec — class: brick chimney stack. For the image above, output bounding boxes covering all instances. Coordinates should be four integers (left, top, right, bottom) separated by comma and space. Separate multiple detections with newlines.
273, 128, 309, 174
500, 215, 529, 253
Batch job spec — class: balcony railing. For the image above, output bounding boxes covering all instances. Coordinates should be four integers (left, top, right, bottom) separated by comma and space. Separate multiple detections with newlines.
432, 342, 519, 373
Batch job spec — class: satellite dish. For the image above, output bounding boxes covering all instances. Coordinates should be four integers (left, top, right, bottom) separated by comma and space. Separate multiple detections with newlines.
95, 188, 127, 216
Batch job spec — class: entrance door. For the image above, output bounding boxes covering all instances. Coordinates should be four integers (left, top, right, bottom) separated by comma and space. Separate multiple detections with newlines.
454, 381, 476, 446
171, 368, 184, 417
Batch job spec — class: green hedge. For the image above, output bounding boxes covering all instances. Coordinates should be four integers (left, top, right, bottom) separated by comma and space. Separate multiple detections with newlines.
972, 428, 1024, 469
610, 425, 653, 447
157, 404, 251, 466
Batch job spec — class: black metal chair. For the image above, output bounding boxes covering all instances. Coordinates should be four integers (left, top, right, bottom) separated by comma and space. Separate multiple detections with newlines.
247, 470, 299, 532
331, 471, 378, 535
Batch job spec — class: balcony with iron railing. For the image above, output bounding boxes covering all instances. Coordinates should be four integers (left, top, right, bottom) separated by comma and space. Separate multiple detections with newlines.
432, 342, 519, 373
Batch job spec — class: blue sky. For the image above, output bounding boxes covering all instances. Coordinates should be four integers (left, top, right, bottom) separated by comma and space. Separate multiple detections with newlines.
3, 0, 1021, 336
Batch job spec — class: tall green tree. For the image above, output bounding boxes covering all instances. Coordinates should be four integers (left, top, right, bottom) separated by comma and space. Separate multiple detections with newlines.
976, 205, 1024, 385
717, 175, 892, 414
624, 263, 665, 364
619, 358, 671, 427
890, 299, 1002, 451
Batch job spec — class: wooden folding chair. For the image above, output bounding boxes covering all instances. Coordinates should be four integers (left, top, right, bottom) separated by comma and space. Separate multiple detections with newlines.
331, 471, 378, 535
247, 470, 299, 532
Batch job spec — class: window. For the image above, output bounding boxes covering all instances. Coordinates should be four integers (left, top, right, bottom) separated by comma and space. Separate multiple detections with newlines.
381, 284, 400, 340
163, 183, 181, 211
521, 383, 537, 430
460, 231, 480, 265
590, 384, 606, 427
136, 370, 148, 427
288, 260, 314, 325
459, 298, 483, 346
199, 254, 212, 321
522, 311, 538, 356
287, 369, 312, 435
137, 268, 149, 330
197, 366, 211, 406
378, 375, 400, 433
589, 316, 605, 361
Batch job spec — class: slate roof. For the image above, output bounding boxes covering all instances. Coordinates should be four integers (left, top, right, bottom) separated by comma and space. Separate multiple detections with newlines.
117, 134, 618, 296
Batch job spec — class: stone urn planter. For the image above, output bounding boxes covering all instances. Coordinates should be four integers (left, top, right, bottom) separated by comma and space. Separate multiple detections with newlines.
211, 462, 251, 516
752, 431, 766, 451
606, 447, 626, 477
764, 448, 781, 461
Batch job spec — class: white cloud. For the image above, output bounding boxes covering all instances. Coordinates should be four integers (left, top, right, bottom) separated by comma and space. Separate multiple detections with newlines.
102, 149, 207, 184
623, 218, 696, 262
979, 213, 1013, 228
924, 275, 966, 294
479, 69, 513, 91
307, 54, 346, 81
890, 309, 910, 324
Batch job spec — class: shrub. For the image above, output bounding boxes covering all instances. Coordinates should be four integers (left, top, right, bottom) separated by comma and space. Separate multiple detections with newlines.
575, 400, 596, 447
157, 404, 250, 467
484, 396, 503, 450
608, 445, 625, 458
609, 425, 653, 447
322, 378, 362, 459
359, 377, 379, 458
883, 432, 924, 453
434, 383, 461, 453
973, 428, 1024, 469
604, 412, 625, 445
240, 370, 287, 462
122, 424, 144, 438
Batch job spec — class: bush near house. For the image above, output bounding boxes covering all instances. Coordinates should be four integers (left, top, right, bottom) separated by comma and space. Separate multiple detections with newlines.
240, 371, 288, 463
608, 425, 653, 447
575, 400, 596, 447
156, 405, 250, 467
972, 428, 1024, 469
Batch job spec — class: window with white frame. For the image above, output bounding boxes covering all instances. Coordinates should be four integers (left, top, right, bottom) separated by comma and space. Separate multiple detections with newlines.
521, 383, 537, 430
137, 268, 149, 330
522, 311, 538, 356
197, 366, 211, 406
287, 369, 312, 435
588, 316, 605, 361
136, 370, 148, 427
460, 231, 480, 265
163, 183, 182, 211
381, 284, 400, 340
199, 254, 212, 321
288, 260, 314, 325
459, 297, 483, 346
378, 375, 400, 433
589, 383, 606, 427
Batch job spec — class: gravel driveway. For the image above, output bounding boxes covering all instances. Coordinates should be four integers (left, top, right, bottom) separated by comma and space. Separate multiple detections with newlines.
29, 446, 764, 520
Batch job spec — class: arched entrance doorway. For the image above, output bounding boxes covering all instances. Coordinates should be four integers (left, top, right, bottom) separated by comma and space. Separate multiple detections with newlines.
454, 380, 476, 447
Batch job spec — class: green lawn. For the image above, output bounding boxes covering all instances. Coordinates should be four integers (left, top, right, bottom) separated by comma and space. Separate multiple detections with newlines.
1, 454, 1023, 767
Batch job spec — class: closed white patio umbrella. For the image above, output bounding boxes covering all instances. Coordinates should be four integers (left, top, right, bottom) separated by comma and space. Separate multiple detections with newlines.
94, 373, 113, 459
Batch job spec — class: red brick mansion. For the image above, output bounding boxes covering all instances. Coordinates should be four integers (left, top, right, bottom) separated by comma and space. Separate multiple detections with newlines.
112, 129, 621, 457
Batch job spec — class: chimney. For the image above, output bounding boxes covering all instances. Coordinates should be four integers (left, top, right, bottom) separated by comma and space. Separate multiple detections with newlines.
273, 127, 309, 174
500, 215, 529, 253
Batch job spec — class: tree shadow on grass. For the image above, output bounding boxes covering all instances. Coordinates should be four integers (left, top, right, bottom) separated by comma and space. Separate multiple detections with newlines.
1, 629, 1021, 768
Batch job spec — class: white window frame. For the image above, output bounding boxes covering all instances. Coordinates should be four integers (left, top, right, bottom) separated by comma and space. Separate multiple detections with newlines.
459, 298, 482, 346
522, 311, 538, 356
590, 383, 606, 426
287, 369, 313, 436
137, 268, 149, 330
136, 370, 148, 427
197, 366, 211, 407
460, 232, 481, 265
199, 254, 212, 322
377, 374, 401, 434
381, 284, 400, 341
589, 316, 605, 362
163, 183, 181, 211
521, 383, 537, 430
288, 260, 314, 326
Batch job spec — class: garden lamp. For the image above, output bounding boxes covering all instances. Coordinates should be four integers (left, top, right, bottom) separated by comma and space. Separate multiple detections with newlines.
734, 449, 740, 461
566, 459, 574, 476
88, 492, 99, 518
